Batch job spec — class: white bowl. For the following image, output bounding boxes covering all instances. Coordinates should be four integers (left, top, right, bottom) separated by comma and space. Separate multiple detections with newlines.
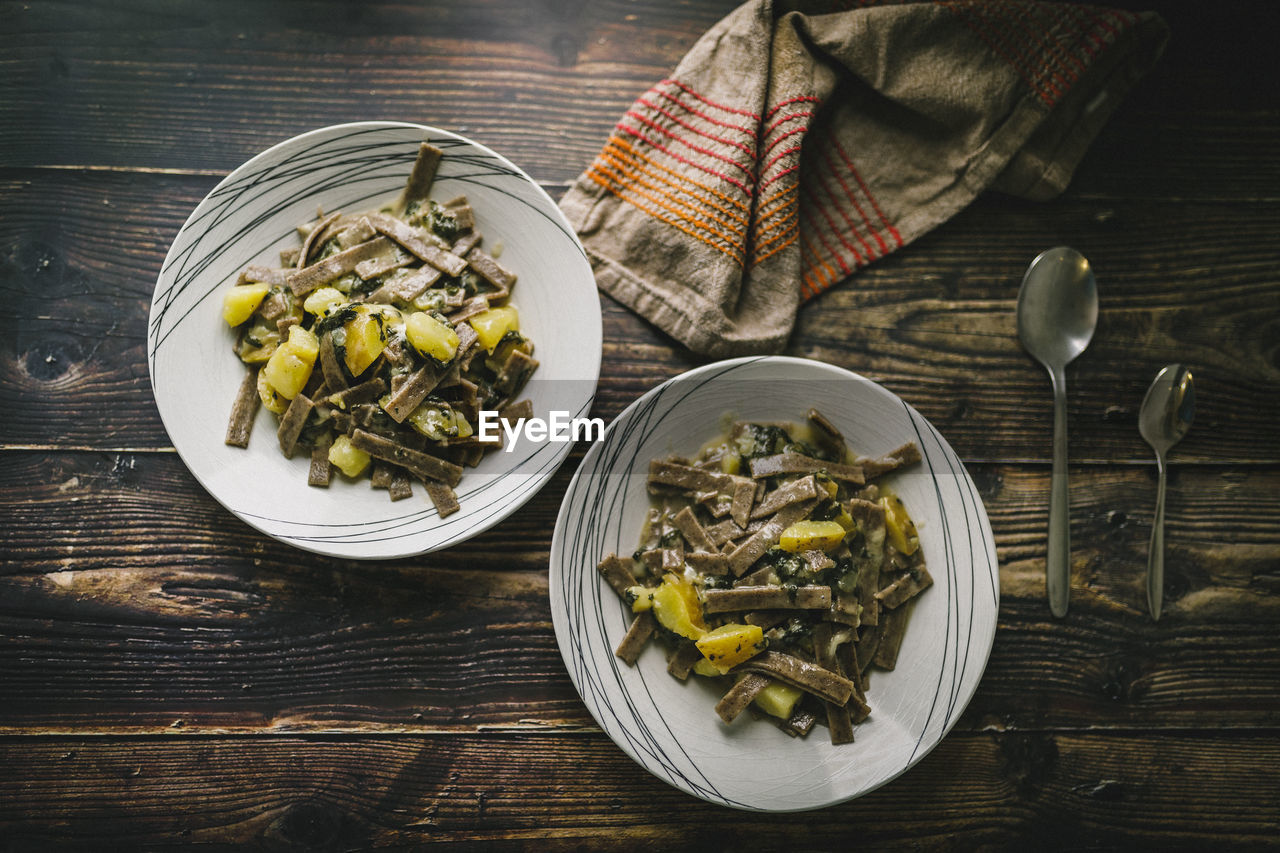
148, 122, 602, 559
549, 355, 999, 811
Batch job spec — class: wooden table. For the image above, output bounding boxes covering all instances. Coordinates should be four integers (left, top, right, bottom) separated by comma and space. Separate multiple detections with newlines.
3, 0, 1278, 848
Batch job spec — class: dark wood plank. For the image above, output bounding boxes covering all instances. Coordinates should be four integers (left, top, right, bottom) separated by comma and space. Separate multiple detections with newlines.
0, 449, 571, 575
0, 0, 1276, 844
0, 0, 736, 181
0, 732, 1276, 849
1, 450, 1276, 733
0, 170, 183, 448
3, 169, 1278, 460
1, 1, 1278, 204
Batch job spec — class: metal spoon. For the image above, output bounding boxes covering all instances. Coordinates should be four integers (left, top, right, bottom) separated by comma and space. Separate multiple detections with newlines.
1139, 364, 1195, 621
1016, 247, 1098, 618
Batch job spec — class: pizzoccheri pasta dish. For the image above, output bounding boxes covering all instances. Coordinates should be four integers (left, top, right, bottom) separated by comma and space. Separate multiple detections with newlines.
219, 141, 537, 518
597, 410, 932, 744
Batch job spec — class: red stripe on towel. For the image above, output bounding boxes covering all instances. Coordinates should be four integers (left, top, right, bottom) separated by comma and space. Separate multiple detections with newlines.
764, 95, 820, 120
622, 111, 755, 176
661, 78, 761, 120
828, 134, 901, 248
612, 125, 753, 196
648, 87, 757, 136
635, 96, 758, 158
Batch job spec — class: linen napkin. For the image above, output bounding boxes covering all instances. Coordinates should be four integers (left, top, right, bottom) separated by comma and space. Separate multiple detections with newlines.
559, 0, 1168, 356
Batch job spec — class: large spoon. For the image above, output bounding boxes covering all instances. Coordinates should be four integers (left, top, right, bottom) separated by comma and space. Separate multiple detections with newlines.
1016, 247, 1098, 618
1139, 364, 1195, 621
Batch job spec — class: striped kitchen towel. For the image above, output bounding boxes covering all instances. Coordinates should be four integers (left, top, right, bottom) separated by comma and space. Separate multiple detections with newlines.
559, 0, 1167, 356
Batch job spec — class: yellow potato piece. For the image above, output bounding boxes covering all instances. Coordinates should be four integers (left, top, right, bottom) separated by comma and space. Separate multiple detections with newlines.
328, 434, 371, 478
236, 320, 279, 364
650, 574, 705, 640
256, 368, 287, 415
262, 326, 319, 400
881, 494, 919, 555
285, 324, 318, 360
815, 473, 839, 499
467, 305, 519, 353
343, 307, 386, 376
753, 681, 803, 720
695, 623, 766, 673
405, 402, 471, 441
222, 283, 270, 327
303, 287, 345, 317
778, 520, 847, 553
405, 311, 460, 363
691, 658, 723, 678
626, 586, 654, 612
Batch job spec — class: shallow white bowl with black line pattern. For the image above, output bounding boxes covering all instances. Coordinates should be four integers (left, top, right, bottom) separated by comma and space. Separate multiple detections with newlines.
148, 122, 602, 559
550, 355, 998, 811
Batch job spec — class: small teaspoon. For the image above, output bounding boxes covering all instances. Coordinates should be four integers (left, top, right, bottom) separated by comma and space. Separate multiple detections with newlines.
1138, 364, 1195, 620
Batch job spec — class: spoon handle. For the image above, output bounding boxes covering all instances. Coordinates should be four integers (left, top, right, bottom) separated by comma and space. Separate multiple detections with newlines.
1048, 365, 1071, 617
1147, 451, 1168, 620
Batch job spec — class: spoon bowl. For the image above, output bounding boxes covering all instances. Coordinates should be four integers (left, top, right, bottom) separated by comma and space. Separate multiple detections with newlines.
1140, 364, 1196, 452
1139, 363, 1195, 620
1016, 246, 1099, 618
1017, 247, 1099, 367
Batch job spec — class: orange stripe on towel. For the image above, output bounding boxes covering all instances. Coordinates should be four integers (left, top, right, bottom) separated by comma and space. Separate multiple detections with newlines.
587, 168, 745, 266
799, 232, 837, 298
603, 138, 750, 226
591, 155, 749, 246
751, 218, 799, 266
752, 190, 793, 234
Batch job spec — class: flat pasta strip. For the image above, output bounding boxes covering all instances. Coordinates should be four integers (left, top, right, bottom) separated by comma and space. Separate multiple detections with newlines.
596, 416, 928, 745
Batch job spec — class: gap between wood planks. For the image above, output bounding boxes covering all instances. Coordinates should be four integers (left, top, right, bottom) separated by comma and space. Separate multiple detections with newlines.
0, 723, 1277, 738
20, 164, 1280, 204
24, 162, 574, 189
3, 447, 1277, 466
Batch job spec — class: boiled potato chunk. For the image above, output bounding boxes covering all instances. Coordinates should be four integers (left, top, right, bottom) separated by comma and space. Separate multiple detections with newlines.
467, 305, 519, 353
699, 441, 741, 476
626, 586, 654, 612
650, 573, 705, 640
753, 681, 803, 720
691, 658, 722, 678
285, 324, 319, 360
261, 325, 319, 400
832, 508, 855, 533
815, 473, 839, 499
881, 493, 919, 555
343, 306, 386, 376
327, 434, 371, 478
222, 283, 270, 326
235, 317, 280, 364
404, 402, 473, 441
303, 286, 346, 317
695, 623, 766, 674
256, 367, 288, 415
405, 311, 459, 362
778, 519, 847, 553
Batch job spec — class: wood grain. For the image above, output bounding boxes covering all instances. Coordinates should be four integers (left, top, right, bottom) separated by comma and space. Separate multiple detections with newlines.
4, 0, 1280, 842
3, 170, 1277, 459
0, 732, 1276, 849
1, 450, 1276, 733
2, 1, 1279, 203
